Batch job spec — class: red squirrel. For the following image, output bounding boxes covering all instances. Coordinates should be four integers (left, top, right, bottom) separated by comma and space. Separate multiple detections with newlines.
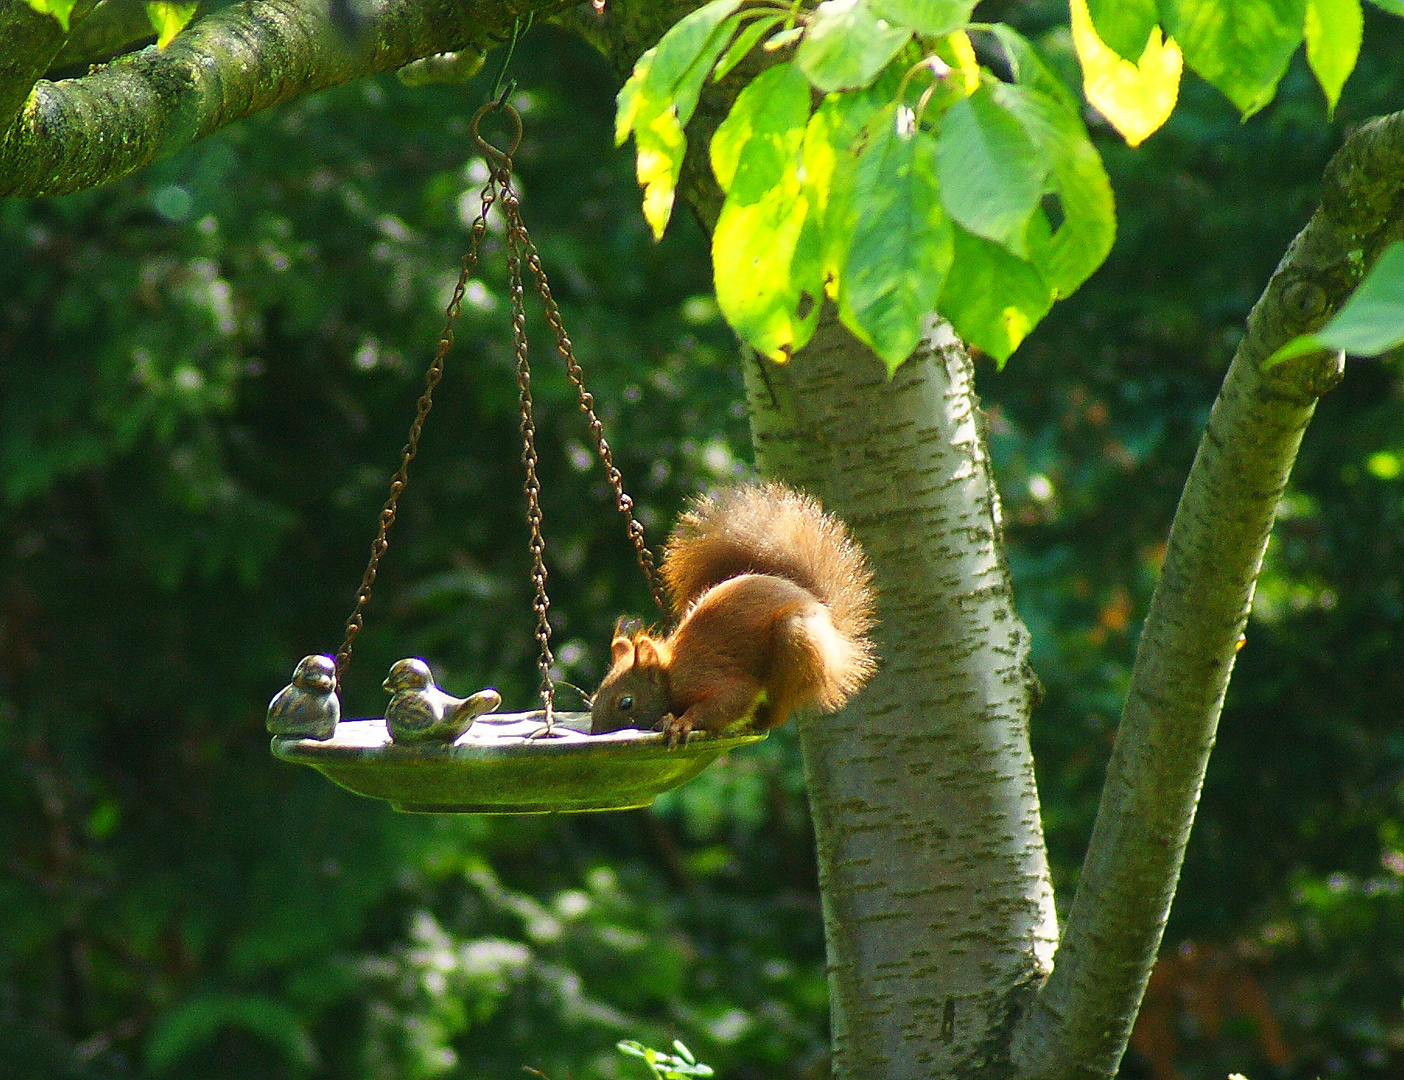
590, 482, 877, 746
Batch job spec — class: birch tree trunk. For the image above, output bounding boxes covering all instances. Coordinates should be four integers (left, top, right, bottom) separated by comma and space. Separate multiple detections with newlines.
743, 311, 1058, 1079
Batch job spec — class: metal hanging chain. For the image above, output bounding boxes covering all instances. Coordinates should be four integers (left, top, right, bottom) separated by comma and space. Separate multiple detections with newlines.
333, 139, 501, 683
335, 99, 664, 714
504, 207, 556, 722
516, 226, 670, 618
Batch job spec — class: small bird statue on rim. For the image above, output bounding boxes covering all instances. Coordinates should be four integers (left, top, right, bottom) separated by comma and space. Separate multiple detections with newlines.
267, 654, 341, 739
384, 658, 501, 744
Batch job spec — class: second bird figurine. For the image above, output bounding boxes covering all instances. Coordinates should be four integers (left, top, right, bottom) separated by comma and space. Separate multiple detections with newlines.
384, 658, 501, 744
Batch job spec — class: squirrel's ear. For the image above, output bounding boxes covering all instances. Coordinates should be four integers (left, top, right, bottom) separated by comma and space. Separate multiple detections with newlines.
610, 633, 635, 665
634, 636, 670, 670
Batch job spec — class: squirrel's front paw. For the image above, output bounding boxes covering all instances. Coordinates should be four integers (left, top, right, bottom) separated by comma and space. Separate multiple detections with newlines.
655, 713, 691, 749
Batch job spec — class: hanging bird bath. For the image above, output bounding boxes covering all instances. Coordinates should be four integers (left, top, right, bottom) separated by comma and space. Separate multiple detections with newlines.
267, 101, 765, 812
272, 712, 765, 814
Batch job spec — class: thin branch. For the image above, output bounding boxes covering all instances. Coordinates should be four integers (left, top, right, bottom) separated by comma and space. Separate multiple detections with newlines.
0, 0, 574, 198
1012, 109, 1404, 1080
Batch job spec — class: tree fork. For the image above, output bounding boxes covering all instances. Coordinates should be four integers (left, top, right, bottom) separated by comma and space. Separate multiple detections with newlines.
1012, 109, 1404, 1080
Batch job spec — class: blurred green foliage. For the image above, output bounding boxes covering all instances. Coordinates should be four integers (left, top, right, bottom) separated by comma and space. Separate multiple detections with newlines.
6, 8, 1404, 1080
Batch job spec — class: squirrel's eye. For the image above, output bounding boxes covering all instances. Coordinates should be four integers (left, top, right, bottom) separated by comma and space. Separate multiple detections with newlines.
618, 695, 633, 711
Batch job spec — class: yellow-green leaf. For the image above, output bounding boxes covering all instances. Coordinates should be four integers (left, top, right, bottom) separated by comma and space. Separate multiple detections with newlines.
146, 0, 198, 48
1305, 0, 1362, 116
1268, 241, 1404, 366
1070, 0, 1182, 147
797, 0, 912, 92
24, 0, 77, 31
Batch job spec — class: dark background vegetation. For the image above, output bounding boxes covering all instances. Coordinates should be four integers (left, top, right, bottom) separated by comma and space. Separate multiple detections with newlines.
5, 6, 1404, 1079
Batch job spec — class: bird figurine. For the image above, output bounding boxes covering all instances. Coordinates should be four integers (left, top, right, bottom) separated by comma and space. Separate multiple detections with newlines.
383, 658, 501, 744
267, 654, 341, 739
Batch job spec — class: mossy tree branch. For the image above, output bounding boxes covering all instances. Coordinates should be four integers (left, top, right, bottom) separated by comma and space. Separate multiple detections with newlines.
1011, 109, 1404, 1080
0, 0, 574, 198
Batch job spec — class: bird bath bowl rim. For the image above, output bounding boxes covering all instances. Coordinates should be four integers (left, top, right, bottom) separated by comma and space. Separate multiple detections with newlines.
271, 710, 766, 814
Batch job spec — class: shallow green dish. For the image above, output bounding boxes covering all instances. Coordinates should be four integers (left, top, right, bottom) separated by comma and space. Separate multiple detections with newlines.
271, 710, 766, 814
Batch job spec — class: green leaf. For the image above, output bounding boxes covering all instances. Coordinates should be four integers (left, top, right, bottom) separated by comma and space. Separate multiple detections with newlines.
714, 15, 782, 80
797, 0, 913, 92
993, 81, 1116, 298
936, 88, 1047, 258
614, 0, 745, 237
868, 0, 976, 36
939, 226, 1053, 362
711, 62, 810, 197
145, 1, 197, 47
985, 24, 1082, 115
1160, 0, 1307, 117
23, 0, 77, 30
1267, 242, 1404, 365
710, 63, 821, 360
1366, 0, 1404, 13
146, 993, 317, 1073
1086, 0, 1160, 60
1305, 0, 1362, 115
832, 110, 955, 370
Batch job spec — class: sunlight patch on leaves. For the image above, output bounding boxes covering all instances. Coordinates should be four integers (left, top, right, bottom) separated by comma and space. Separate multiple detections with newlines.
869, 0, 977, 37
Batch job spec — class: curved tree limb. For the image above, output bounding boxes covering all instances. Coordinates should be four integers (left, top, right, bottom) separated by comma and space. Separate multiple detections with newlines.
1012, 109, 1404, 1080
0, 0, 573, 198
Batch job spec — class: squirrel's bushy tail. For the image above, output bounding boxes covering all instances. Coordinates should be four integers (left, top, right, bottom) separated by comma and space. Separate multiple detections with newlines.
663, 481, 877, 699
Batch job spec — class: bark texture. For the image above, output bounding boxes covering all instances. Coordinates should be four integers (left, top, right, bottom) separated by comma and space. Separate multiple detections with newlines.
0, 0, 572, 197
744, 314, 1058, 1079
1012, 109, 1404, 1080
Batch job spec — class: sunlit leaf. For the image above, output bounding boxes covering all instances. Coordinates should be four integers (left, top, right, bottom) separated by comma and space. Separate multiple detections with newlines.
23, 0, 77, 30
938, 226, 1052, 362
1160, 0, 1307, 117
711, 63, 820, 360
1070, 0, 1183, 147
797, 0, 912, 92
1268, 242, 1404, 365
1305, 0, 1362, 116
615, 0, 745, 236
834, 110, 954, 370
145, 1, 198, 47
868, 0, 976, 37
936, 87, 1047, 258
1086, 0, 1159, 60
711, 62, 809, 197
713, 14, 782, 80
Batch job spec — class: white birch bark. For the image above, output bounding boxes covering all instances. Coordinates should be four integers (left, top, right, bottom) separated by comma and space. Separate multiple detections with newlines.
746, 310, 1058, 1078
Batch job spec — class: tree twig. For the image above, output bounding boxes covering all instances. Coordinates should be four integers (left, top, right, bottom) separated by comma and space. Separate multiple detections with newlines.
1011, 109, 1404, 1080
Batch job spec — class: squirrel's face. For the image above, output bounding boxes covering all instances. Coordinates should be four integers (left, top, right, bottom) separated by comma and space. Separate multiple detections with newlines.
589, 632, 671, 734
